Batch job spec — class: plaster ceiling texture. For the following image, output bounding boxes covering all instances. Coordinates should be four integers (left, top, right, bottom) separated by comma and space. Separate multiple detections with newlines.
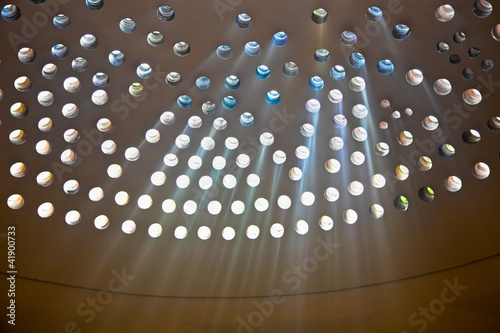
0, 0, 499, 332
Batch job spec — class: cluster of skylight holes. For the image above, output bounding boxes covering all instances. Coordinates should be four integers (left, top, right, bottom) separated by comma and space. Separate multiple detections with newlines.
3, 1, 498, 239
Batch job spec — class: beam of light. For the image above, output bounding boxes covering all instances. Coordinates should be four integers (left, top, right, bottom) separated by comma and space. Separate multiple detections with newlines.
299, 110, 319, 193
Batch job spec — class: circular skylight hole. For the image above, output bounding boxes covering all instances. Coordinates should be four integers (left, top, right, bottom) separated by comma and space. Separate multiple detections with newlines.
198, 226, 211, 240
348, 181, 364, 196
231, 201, 245, 215
176, 175, 190, 188
207, 201, 222, 215
223, 175, 237, 189
324, 187, 340, 202
300, 192, 315, 206
151, 172, 166, 186
222, 227, 235, 240
295, 220, 309, 235
7, 194, 24, 210
94, 215, 109, 230
444, 176, 462, 192
246, 174, 260, 187
325, 159, 341, 173
162, 199, 176, 213
343, 209, 358, 224
246, 225, 260, 239
174, 226, 188, 240
199, 175, 213, 190
121, 220, 136, 234
89, 187, 104, 201
319, 216, 334, 231
137, 195, 153, 209
148, 223, 162, 238
270, 223, 284, 238
115, 191, 129, 206
254, 198, 269, 212
277, 195, 291, 209
183, 200, 197, 215
65, 211, 81, 225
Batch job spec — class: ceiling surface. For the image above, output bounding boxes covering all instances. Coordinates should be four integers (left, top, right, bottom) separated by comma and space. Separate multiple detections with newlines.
0, 0, 499, 332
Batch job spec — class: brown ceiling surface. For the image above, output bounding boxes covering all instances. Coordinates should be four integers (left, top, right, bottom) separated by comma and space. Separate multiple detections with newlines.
0, 0, 499, 332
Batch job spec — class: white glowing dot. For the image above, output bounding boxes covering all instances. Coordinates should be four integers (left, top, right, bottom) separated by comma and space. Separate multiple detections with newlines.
94, 215, 109, 229
162, 199, 176, 213
222, 227, 235, 240
188, 116, 202, 129
444, 176, 462, 192
295, 146, 310, 159
277, 195, 292, 209
225, 137, 239, 150
329, 137, 344, 151
183, 200, 197, 215
201, 137, 215, 151
65, 211, 81, 225
121, 220, 136, 234
97, 118, 112, 132
348, 181, 364, 196
176, 175, 190, 188
270, 223, 284, 238
199, 175, 213, 190
370, 204, 385, 219
107, 164, 122, 178
164, 153, 178, 167
125, 147, 140, 161
273, 150, 287, 164
7, 194, 24, 210
207, 201, 222, 215
198, 226, 211, 240
300, 192, 315, 206
89, 187, 104, 202
295, 220, 309, 235
213, 156, 226, 170
137, 195, 153, 209
115, 191, 129, 206
259, 132, 274, 146
325, 159, 341, 173
174, 226, 188, 239
36, 171, 53, 187
350, 151, 366, 166
175, 134, 190, 149
101, 140, 117, 154
319, 216, 334, 231
324, 187, 340, 202
371, 174, 386, 188
289, 167, 303, 181
148, 223, 162, 238
395, 165, 410, 180
223, 174, 237, 189
145, 129, 160, 143
398, 131, 413, 146
344, 209, 358, 224
231, 200, 245, 215
352, 127, 368, 142
246, 225, 260, 239
473, 162, 490, 180
246, 174, 260, 187
236, 154, 250, 168
151, 171, 166, 186
10, 162, 27, 178
63, 180, 80, 195
188, 155, 203, 170
254, 198, 269, 212
36, 140, 52, 155
92, 89, 108, 105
